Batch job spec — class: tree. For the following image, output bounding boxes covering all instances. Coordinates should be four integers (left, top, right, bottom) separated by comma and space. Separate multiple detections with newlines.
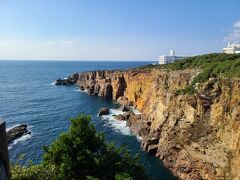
11, 115, 148, 180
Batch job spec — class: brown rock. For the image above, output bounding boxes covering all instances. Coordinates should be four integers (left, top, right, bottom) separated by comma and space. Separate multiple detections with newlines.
80, 86, 85, 90
148, 144, 158, 155
142, 137, 159, 150
122, 111, 133, 120
114, 114, 125, 121
119, 105, 130, 112
116, 96, 133, 106
98, 108, 109, 116
99, 83, 112, 99
114, 75, 126, 100
94, 84, 100, 95
87, 85, 95, 95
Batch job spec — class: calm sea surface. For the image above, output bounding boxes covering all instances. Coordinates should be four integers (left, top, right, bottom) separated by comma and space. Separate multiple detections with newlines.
0, 60, 175, 179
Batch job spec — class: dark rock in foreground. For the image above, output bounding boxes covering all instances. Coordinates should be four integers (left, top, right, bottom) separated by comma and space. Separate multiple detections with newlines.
98, 108, 109, 116
7, 124, 30, 144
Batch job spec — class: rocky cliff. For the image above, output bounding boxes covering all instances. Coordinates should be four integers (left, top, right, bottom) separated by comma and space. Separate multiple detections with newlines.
62, 67, 240, 180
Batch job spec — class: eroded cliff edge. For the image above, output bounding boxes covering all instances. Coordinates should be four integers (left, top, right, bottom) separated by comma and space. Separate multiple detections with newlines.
73, 68, 240, 180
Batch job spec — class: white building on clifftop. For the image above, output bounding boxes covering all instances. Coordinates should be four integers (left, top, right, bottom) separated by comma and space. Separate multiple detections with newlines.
223, 42, 240, 54
158, 50, 189, 64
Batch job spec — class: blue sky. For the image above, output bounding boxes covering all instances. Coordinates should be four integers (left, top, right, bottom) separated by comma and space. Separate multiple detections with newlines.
0, 0, 240, 60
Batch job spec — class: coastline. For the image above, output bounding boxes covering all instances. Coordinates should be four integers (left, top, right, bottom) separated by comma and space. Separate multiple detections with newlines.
56, 63, 240, 180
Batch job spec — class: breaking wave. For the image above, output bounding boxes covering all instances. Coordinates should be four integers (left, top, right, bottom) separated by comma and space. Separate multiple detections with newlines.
74, 88, 88, 93
100, 108, 131, 136
8, 133, 32, 150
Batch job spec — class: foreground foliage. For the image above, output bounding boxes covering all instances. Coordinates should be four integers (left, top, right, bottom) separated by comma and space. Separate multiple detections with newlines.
11, 115, 148, 180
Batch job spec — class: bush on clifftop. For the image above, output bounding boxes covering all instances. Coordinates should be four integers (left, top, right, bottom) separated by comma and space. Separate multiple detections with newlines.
11, 115, 148, 180
136, 53, 240, 94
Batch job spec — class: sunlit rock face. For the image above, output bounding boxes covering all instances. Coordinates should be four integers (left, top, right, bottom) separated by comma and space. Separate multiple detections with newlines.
76, 68, 240, 180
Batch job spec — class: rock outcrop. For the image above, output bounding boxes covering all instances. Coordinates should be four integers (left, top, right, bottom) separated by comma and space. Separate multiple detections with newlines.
119, 105, 130, 112
98, 108, 109, 116
55, 73, 79, 85
58, 69, 240, 180
7, 124, 30, 143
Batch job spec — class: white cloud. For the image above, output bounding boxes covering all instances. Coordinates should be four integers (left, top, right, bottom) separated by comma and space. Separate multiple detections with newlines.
225, 20, 240, 42
0, 38, 129, 60
234, 21, 240, 28
60, 40, 79, 47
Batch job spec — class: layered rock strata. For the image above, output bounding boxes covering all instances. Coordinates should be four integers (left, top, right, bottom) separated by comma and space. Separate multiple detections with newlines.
59, 69, 240, 180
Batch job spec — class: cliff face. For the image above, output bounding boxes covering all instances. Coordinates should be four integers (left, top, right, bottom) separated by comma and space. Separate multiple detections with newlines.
76, 69, 240, 180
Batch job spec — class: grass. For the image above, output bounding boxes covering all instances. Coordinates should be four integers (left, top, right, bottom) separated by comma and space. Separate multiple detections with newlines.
135, 53, 240, 94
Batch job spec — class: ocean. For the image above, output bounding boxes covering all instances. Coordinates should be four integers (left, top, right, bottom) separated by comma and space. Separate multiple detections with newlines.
0, 60, 175, 179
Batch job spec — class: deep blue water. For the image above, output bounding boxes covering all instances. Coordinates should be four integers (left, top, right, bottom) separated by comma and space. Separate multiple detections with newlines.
0, 60, 175, 179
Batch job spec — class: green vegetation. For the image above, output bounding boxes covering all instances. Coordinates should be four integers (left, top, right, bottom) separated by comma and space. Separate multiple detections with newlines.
11, 115, 148, 180
136, 53, 240, 94
162, 53, 240, 77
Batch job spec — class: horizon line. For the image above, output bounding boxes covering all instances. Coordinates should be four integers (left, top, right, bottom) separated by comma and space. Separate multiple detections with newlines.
0, 59, 154, 62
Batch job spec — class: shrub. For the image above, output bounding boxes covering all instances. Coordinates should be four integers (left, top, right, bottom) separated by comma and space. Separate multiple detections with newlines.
136, 53, 240, 94
11, 115, 148, 180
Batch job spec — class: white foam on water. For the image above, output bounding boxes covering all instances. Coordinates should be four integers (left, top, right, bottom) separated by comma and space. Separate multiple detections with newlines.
109, 108, 123, 115
74, 88, 88, 93
136, 135, 143, 141
44, 81, 55, 86
74, 88, 81, 92
99, 106, 143, 137
100, 108, 131, 136
8, 133, 32, 150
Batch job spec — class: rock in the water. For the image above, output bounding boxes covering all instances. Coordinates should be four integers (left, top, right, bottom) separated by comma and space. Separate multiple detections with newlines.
55, 73, 79, 86
7, 124, 30, 143
114, 110, 135, 121
119, 105, 130, 112
55, 79, 66, 85
80, 86, 85, 90
122, 111, 133, 120
98, 108, 109, 116
114, 114, 125, 121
